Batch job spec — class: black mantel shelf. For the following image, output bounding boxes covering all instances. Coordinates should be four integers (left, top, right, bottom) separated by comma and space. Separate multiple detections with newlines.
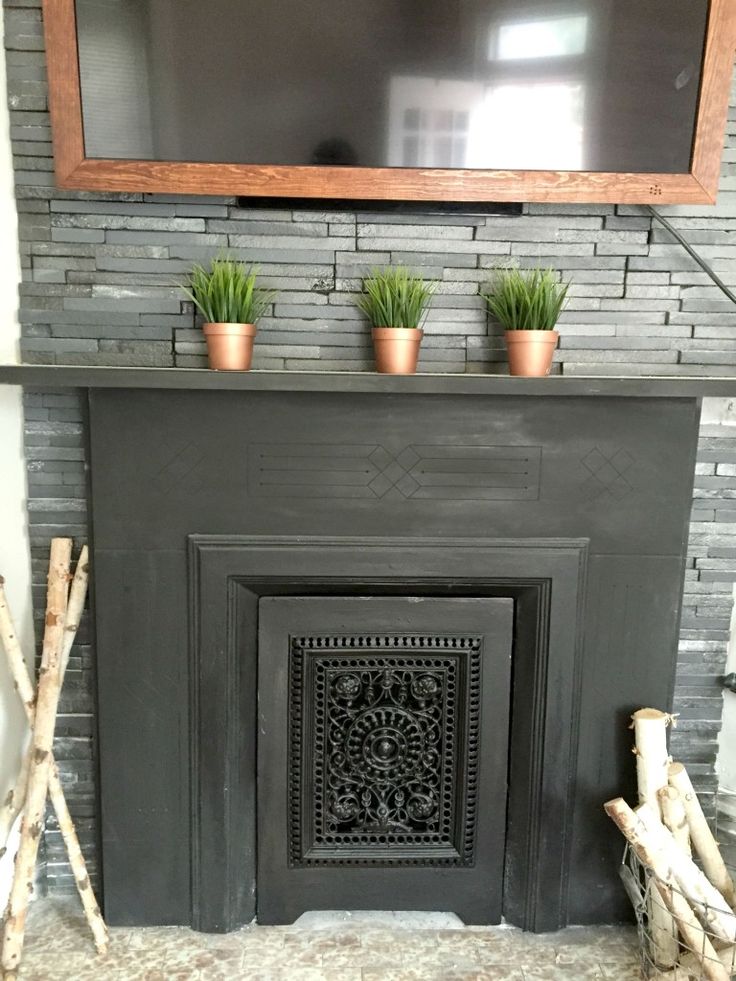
1, 364, 735, 397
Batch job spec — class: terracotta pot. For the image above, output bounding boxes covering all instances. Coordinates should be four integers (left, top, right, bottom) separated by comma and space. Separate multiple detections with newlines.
504, 329, 559, 377
203, 322, 256, 370
372, 327, 423, 374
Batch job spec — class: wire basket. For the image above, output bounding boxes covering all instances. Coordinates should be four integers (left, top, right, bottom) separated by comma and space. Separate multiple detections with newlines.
620, 844, 736, 980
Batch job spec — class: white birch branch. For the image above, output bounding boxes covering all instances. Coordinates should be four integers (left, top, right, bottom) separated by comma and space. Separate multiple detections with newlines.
61, 545, 88, 678
0, 551, 107, 955
0, 574, 35, 856
1, 538, 72, 978
0, 551, 89, 848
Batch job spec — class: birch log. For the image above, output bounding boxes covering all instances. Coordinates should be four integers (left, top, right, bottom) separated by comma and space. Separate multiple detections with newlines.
60, 545, 88, 678
659, 786, 692, 857
604, 799, 736, 943
632, 708, 672, 811
669, 762, 736, 909
608, 802, 730, 981
650, 881, 682, 970
1, 538, 72, 979
0, 563, 107, 953
654, 881, 729, 981
632, 708, 678, 966
636, 804, 736, 943
46, 759, 108, 953
605, 798, 725, 980
0, 573, 36, 856
0, 575, 36, 711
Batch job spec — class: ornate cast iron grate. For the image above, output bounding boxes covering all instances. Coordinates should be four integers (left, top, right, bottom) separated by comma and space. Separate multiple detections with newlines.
288, 635, 482, 867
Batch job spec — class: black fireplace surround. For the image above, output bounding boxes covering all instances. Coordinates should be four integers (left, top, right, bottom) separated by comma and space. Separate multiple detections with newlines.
0, 367, 708, 931
0, 367, 707, 936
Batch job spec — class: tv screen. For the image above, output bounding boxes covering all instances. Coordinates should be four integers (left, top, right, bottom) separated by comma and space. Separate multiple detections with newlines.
75, 0, 709, 175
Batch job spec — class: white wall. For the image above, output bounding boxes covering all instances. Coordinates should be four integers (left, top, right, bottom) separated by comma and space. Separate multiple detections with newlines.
703, 399, 736, 792
720, 590, 736, 791
0, 3, 34, 904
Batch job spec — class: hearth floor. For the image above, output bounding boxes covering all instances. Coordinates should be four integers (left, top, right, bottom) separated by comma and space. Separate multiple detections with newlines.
15, 898, 641, 980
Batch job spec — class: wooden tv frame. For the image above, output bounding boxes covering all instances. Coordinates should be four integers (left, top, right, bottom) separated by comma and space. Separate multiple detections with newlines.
43, 0, 736, 204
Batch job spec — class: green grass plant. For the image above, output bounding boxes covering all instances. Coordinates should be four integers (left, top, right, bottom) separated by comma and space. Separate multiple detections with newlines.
181, 257, 275, 325
482, 267, 569, 331
356, 266, 437, 329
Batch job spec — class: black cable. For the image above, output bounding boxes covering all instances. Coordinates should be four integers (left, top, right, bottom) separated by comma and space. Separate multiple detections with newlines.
646, 205, 736, 307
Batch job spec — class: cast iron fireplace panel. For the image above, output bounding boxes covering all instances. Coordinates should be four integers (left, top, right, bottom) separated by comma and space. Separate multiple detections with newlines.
256, 597, 513, 924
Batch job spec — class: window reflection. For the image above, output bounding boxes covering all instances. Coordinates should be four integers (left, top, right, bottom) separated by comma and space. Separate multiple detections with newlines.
390, 9, 588, 170
391, 87, 470, 168
470, 83, 584, 169
390, 78, 583, 170
491, 14, 589, 61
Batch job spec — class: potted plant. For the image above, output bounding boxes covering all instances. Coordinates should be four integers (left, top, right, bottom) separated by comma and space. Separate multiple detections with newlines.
482, 267, 569, 377
355, 267, 437, 374
181, 258, 275, 371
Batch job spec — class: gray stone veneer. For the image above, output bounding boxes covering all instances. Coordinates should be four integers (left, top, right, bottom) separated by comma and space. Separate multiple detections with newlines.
3, 0, 736, 894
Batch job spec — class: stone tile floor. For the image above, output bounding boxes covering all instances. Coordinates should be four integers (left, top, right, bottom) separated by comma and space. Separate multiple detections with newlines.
13, 899, 642, 980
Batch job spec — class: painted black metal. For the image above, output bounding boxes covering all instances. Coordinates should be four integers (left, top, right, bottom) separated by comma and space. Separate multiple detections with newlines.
86, 388, 699, 932
187, 538, 587, 933
723, 673, 736, 693
2, 363, 736, 397
257, 597, 513, 924
91, 548, 191, 926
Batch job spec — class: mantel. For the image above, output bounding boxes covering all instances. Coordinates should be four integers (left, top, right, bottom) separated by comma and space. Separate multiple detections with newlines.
1, 364, 735, 397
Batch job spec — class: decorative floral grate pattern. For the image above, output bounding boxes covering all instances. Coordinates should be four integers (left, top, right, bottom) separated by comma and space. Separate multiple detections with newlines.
288, 635, 482, 867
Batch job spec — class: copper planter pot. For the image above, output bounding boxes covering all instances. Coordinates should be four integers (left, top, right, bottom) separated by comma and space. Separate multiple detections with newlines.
372, 327, 423, 374
504, 329, 559, 377
203, 322, 257, 370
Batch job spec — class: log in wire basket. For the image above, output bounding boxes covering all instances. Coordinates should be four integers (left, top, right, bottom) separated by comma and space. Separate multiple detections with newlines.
621, 842, 736, 980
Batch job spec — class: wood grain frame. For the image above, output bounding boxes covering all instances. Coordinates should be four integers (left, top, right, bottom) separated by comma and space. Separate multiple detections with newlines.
43, 0, 736, 204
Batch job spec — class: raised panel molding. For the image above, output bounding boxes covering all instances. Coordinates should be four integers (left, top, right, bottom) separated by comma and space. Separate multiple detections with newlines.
248, 443, 543, 502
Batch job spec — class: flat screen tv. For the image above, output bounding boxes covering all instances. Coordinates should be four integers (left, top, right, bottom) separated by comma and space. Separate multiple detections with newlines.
43, 0, 734, 203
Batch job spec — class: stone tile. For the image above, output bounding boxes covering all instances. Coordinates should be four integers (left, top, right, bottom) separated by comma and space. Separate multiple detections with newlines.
450, 973, 526, 981
597, 961, 644, 980
364, 971, 525, 981
361, 971, 446, 981
14, 899, 643, 981
521, 967, 607, 980
246, 972, 357, 981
